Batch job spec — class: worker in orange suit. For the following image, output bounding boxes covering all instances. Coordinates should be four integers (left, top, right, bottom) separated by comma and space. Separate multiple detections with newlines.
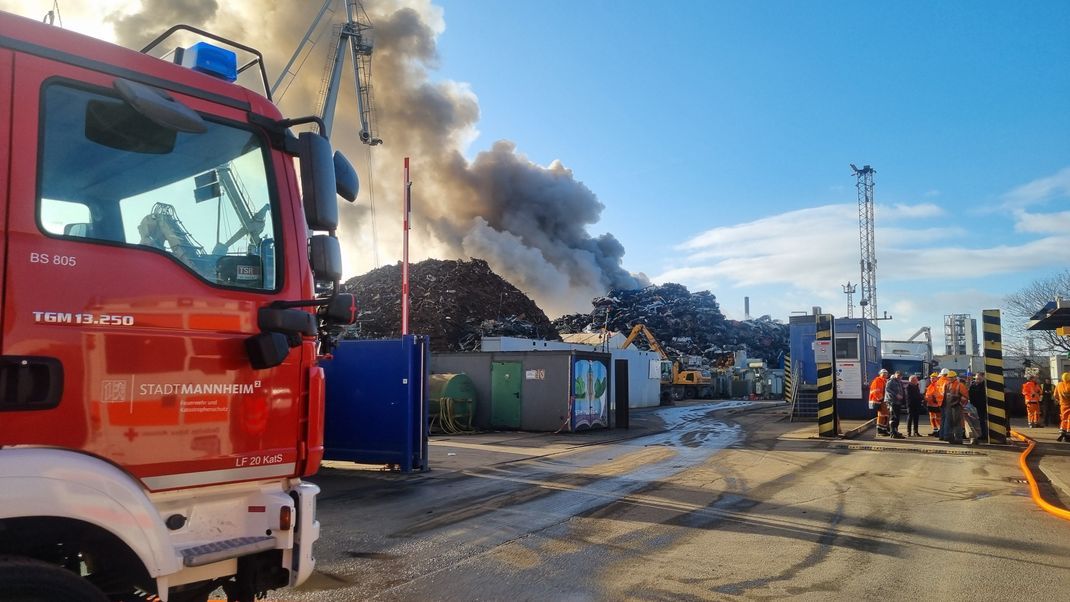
869, 368, 889, 436
1056, 373, 1070, 442
942, 370, 970, 444
924, 371, 942, 436
935, 368, 951, 439
1022, 375, 1041, 428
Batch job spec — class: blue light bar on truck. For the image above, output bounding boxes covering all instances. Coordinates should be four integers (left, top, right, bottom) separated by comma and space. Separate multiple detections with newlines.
179, 42, 237, 82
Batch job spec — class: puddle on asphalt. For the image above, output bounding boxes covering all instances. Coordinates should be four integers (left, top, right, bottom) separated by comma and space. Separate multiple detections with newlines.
469, 403, 747, 521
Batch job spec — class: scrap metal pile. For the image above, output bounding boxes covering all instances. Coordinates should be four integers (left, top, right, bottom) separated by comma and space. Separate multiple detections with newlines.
553, 283, 789, 365
340, 259, 560, 352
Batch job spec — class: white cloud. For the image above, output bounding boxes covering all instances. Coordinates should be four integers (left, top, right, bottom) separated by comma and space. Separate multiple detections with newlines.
882, 237, 1068, 278
880, 202, 944, 219
1014, 210, 1070, 234
1003, 166, 1070, 208
658, 200, 1070, 299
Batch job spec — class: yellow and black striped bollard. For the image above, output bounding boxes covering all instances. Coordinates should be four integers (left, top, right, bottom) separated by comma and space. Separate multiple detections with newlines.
983, 309, 1007, 444
816, 314, 838, 437
784, 350, 792, 402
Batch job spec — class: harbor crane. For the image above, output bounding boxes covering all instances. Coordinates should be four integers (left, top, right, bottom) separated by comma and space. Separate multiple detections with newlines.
272, 0, 382, 144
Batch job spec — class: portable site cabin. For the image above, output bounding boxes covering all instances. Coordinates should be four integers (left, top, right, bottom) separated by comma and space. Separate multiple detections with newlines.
788, 314, 881, 419
481, 335, 662, 410
431, 350, 618, 432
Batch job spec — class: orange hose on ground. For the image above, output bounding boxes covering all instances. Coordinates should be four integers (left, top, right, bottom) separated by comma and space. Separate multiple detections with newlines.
1009, 429, 1070, 521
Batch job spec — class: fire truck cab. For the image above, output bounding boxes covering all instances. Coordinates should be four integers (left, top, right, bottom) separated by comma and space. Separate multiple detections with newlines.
0, 11, 356, 602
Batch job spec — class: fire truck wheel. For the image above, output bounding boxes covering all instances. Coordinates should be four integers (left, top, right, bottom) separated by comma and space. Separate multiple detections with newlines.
0, 555, 108, 602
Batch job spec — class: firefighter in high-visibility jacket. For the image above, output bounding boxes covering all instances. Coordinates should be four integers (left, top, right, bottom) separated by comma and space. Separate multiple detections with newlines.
869, 368, 890, 436
924, 371, 942, 436
1022, 375, 1042, 428
1056, 373, 1070, 442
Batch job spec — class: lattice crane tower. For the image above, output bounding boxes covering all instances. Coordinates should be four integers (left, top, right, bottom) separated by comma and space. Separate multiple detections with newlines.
850, 164, 877, 321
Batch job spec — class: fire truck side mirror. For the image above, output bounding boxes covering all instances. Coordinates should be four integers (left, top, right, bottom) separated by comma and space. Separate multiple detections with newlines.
334, 151, 358, 202
321, 293, 358, 325
308, 235, 342, 282
298, 132, 338, 231
245, 332, 290, 370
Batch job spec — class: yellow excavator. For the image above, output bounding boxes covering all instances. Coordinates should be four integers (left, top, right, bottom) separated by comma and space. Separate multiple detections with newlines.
620, 324, 713, 402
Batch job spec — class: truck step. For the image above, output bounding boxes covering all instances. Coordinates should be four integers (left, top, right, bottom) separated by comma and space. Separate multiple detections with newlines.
179, 536, 276, 567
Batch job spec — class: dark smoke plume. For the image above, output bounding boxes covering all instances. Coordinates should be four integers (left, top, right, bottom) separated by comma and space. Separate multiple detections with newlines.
107, 0, 646, 317
108, 0, 219, 45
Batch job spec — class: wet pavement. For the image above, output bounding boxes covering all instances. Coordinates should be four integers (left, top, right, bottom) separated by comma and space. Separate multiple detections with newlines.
285, 399, 1070, 601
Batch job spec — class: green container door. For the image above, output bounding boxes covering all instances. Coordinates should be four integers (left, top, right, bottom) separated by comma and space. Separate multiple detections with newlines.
491, 361, 522, 428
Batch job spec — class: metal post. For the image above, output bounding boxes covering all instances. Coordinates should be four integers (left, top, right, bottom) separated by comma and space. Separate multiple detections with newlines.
401, 158, 412, 335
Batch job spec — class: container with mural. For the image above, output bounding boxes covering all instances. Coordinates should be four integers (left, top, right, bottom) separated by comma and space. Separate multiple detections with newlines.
573, 357, 609, 430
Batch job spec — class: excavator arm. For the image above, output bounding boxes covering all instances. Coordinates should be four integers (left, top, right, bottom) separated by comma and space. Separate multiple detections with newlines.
620, 324, 669, 360
137, 202, 206, 264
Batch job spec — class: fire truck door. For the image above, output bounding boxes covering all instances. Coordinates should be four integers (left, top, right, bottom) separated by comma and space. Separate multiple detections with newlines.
0, 48, 11, 351
1, 55, 303, 490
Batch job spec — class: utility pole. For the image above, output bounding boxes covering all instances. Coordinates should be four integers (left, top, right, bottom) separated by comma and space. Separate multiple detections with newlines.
842, 282, 856, 318
401, 158, 411, 334
851, 164, 877, 321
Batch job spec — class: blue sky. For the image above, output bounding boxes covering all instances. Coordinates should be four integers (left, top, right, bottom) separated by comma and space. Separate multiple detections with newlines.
4, 0, 1067, 349
429, 0, 1070, 343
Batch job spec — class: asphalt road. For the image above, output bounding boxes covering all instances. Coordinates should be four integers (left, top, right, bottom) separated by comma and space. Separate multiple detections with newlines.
286, 403, 1070, 601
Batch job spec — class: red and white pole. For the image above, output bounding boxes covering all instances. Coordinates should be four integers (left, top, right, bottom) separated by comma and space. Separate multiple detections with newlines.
401, 157, 411, 335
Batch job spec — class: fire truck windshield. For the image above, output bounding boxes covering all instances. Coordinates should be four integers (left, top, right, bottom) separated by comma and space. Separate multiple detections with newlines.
37, 82, 279, 291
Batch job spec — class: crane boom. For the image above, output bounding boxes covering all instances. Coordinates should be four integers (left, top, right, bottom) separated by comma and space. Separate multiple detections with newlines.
906, 326, 931, 344
270, 0, 334, 97
275, 0, 381, 144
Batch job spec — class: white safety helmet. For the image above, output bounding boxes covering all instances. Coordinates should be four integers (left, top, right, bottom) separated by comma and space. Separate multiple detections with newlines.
939, 368, 950, 376
879, 368, 889, 375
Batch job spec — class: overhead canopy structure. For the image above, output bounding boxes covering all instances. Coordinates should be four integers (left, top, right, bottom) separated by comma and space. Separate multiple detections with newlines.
1026, 298, 1070, 332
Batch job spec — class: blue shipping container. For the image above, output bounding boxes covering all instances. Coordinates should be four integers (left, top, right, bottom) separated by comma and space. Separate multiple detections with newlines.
321, 336, 429, 472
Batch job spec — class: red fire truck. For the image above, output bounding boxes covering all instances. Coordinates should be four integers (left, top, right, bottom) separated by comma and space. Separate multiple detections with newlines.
0, 11, 358, 602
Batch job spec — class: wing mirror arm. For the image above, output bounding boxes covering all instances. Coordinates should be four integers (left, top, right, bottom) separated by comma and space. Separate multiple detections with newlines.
245, 294, 356, 370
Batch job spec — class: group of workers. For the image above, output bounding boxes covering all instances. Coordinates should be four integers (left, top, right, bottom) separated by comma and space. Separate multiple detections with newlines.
869, 368, 985, 443
868, 368, 1070, 444
1023, 373, 1070, 442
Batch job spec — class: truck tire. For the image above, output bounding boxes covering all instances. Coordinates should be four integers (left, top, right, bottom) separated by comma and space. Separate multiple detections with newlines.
0, 555, 108, 602
685, 386, 697, 400
671, 386, 685, 402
